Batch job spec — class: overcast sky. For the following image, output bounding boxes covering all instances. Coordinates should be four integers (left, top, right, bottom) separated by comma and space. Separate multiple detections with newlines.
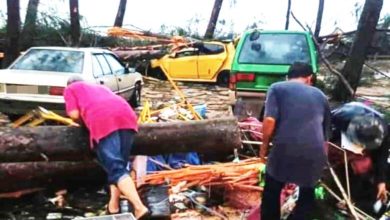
1, 0, 389, 36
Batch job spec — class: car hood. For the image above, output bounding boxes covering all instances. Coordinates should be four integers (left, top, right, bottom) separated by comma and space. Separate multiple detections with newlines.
0, 69, 79, 87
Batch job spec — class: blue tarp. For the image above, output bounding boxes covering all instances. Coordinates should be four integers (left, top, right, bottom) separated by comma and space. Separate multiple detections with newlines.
146, 105, 205, 172
147, 152, 201, 173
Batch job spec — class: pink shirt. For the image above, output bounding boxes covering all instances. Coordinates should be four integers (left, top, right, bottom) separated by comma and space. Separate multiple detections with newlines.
64, 82, 138, 148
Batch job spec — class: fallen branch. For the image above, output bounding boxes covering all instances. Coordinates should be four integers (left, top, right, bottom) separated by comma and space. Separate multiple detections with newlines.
290, 12, 307, 31
364, 63, 390, 79
291, 11, 355, 96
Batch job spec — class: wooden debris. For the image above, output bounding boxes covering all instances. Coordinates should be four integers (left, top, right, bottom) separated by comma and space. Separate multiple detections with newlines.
142, 158, 264, 192
0, 117, 241, 162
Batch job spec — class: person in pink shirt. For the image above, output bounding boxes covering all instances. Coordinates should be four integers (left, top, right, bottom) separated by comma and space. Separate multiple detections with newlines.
64, 76, 149, 219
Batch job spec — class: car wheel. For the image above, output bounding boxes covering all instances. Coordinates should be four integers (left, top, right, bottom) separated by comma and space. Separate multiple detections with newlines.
149, 67, 167, 80
217, 71, 230, 87
130, 82, 142, 107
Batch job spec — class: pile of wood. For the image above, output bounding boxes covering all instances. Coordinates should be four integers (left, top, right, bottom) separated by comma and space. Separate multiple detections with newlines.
0, 117, 241, 195
142, 158, 264, 192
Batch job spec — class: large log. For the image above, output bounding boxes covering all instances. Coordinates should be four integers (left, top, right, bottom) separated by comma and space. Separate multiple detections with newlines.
0, 161, 105, 193
0, 117, 241, 162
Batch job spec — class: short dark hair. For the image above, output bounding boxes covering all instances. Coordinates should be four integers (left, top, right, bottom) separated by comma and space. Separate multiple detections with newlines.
287, 62, 314, 79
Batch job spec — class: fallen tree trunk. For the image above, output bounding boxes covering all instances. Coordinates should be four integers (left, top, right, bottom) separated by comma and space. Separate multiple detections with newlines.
0, 117, 241, 162
0, 161, 104, 193
112, 49, 166, 61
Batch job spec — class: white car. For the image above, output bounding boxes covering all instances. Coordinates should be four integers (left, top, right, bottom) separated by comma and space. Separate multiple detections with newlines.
0, 47, 143, 115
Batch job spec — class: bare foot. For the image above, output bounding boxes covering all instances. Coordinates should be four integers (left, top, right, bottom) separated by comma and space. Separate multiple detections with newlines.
107, 201, 120, 214
135, 206, 149, 219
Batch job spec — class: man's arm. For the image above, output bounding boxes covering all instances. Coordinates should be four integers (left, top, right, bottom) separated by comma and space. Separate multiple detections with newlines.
260, 86, 278, 160
260, 117, 276, 160
63, 87, 81, 124
374, 132, 389, 202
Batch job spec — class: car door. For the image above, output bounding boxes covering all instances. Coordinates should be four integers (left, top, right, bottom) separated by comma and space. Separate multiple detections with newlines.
197, 43, 227, 80
104, 53, 134, 100
92, 54, 119, 92
167, 49, 198, 79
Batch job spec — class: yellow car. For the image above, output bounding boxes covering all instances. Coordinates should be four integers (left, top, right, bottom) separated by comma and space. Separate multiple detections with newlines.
150, 41, 235, 86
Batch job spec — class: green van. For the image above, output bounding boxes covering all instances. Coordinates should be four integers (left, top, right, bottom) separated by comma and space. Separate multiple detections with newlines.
230, 29, 318, 92
230, 29, 319, 117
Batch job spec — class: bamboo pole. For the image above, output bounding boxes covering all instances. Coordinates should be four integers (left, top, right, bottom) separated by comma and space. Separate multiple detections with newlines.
328, 163, 360, 219
321, 182, 375, 220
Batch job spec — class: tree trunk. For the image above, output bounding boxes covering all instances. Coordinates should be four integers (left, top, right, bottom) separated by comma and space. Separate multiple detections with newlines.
114, 0, 127, 27
0, 161, 104, 193
0, 117, 241, 162
204, 0, 223, 39
3, 0, 21, 68
69, 0, 80, 46
333, 0, 383, 101
20, 0, 39, 50
314, 0, 324, 39
285, 0, 292, 30
0, 126, 92, 162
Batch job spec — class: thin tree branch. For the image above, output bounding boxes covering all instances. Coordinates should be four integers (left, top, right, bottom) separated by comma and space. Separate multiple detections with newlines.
285, 0, 291, 30
291, 11, 355, 96
364, 63, 390, 78
290, 12, 307, 31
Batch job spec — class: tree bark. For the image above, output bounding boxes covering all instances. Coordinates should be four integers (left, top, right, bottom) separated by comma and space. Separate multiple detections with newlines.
285, 0, 292, 30
0, 161, 104, 193
0, 117, 241, 162
333, 0, 383, 101
314, 0, 324, 39
112, 49, 165, 61
114, 0, 127, 27
204, 0, 223, 39
69, 0, 80, 46
3, 0, 21, 68
20, 0, 39, 50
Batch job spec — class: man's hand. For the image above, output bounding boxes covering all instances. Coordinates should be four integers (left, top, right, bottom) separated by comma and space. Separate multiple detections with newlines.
68, 110, 80, 121
260, 117, 275, 162
259, 143, 268, 161
377, 182, 388, 202
69, 122, 80, 127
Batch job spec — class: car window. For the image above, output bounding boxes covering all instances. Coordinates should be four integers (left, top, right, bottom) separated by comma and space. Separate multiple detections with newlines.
175, 49, 198, 58
104, 54, 125, 75
11, 49, 84, 73
238, 33, 311, 65
95, 54, 112, 75
198, 43, 224, 55
92, 55, 104, 77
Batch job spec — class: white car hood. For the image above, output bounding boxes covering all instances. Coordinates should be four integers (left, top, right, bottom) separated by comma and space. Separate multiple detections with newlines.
0, 69, 78, 87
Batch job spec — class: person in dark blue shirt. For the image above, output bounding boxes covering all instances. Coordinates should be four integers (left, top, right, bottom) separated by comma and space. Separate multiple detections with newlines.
260, 62, 330, 220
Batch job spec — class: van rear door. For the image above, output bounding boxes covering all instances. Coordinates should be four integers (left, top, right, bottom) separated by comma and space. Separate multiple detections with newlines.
231, 31, 317, 92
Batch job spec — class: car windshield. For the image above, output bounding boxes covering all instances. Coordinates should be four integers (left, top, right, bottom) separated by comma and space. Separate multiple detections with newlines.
238, 33, 311, 65
11, 49, 84, 73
